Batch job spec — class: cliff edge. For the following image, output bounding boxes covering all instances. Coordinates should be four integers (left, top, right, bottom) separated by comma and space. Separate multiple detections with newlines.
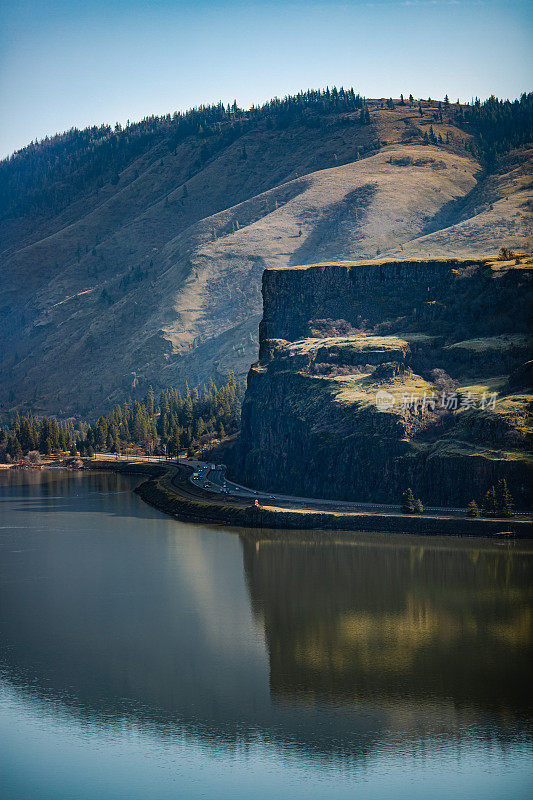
235, 255, 533, 508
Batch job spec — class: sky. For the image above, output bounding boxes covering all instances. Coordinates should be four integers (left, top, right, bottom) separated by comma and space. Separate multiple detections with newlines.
0, 0, 532, 158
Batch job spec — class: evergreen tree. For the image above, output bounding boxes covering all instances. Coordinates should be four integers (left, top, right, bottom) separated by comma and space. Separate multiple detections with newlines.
50, 417, 60, 449
402, 488, 416, 513
18, 417, 36, 452
482, 485, 498, 515
454, 93, 533, 167
467, 500, 480, 517
7, 435, 22, 460
497, 479, 514, 517
39, 418, 51, 452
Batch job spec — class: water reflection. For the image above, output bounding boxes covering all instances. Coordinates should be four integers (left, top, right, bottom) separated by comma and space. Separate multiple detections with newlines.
0, 471, 531, 796
242, 533, 532, 726
0, 468, 155, 517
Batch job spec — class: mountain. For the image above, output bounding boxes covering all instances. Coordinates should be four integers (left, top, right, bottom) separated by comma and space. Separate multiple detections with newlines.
1, 91, 531, 415
233, 255, 533, 508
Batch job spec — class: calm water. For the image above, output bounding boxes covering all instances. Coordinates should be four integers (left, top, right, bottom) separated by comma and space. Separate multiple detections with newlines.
0, 470, 531, 799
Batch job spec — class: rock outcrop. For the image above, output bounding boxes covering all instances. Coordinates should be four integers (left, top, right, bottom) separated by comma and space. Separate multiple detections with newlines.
234, 256, 533, 508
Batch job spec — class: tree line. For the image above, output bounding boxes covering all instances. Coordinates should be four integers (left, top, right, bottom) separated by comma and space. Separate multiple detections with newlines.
0, 376, 243, 462
401, 479, 516, 517
0, 87, 367, 219
5, 87, 530, 221
455, 93, 533, 167
469, 479, 515, 518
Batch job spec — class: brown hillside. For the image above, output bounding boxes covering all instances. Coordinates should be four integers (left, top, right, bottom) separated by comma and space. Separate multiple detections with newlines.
1, 99, 531, 414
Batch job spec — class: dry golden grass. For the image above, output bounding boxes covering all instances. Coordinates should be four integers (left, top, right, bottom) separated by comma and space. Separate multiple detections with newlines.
285, 334, 410, 355
445, 335, 533, 353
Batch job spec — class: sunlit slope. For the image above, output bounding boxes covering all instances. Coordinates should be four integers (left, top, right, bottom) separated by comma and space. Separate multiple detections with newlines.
1, 102, 531, 413
390, 149, 533, 258
156, 146, 479, 375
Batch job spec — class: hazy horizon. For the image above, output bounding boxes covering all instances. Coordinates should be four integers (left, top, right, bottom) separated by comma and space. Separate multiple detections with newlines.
1, 0, 532, 159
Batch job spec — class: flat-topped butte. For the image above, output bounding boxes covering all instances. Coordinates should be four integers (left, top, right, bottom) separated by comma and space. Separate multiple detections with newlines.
237, 255, 533, 508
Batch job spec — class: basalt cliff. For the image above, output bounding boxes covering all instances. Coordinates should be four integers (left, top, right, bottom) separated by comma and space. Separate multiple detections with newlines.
234, 255, 533, 508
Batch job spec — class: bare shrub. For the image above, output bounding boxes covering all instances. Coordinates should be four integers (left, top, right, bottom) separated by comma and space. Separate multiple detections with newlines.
498, 247, 517, 261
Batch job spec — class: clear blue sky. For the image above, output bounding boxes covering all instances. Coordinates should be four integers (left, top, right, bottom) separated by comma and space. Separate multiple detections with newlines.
1, 0, 531, 158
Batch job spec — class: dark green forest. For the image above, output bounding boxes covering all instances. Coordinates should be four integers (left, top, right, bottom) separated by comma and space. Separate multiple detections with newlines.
0, 375, 242, 462
455, 93, 533, 166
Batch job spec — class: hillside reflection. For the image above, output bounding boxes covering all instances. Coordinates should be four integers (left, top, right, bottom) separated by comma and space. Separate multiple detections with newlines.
242, 532, 533, 722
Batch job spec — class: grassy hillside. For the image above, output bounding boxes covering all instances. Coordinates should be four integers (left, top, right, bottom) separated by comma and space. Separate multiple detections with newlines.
1, 91, 531, 415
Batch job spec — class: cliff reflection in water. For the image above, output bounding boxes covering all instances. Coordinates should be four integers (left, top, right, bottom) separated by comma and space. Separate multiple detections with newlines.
241, 532, 532, 725
0, 471, 531, 767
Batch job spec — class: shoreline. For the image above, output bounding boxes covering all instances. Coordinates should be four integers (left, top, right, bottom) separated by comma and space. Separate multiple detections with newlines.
85, 459, 533, 539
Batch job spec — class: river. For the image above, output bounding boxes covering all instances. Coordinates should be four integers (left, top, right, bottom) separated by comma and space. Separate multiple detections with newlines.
0, 469, 531, 799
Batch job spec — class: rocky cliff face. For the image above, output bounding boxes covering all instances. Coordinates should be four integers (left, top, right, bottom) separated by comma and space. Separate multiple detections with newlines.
235, 256, 533, 508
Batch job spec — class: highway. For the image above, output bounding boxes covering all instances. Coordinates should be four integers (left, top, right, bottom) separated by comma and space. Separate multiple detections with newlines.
93, 452, 482, 517
92, 453, 532, 519
184, 460, 475, 515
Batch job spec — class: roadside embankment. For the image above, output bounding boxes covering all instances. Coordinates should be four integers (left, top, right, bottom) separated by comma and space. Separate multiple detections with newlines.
85, 459, 533, 538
